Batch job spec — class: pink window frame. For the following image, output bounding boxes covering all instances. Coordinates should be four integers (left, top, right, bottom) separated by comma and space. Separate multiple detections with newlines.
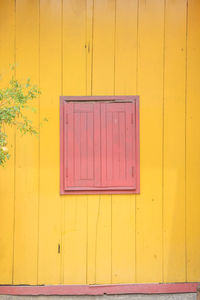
60, 95, 140, 195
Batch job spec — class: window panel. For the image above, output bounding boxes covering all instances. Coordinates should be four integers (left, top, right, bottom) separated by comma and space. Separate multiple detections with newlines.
60, 96, 139, 194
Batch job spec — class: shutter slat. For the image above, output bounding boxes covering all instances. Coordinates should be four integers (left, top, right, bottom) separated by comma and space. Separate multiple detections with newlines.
119, 111, 126, 181
94, 103, 101, 186
67, 103, 74, 187
113, 111, 120, 183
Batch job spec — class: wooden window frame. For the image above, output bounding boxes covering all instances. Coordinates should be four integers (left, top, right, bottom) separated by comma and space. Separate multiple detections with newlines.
60, 96, 140, 195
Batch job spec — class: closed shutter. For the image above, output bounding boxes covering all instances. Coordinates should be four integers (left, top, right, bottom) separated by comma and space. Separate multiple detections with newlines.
64, 102, 101, 190
61, 96, 139, 194
101, 102, 136, 189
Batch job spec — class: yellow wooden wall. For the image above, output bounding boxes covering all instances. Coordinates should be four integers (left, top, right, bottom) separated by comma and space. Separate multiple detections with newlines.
0, 0, 200, 285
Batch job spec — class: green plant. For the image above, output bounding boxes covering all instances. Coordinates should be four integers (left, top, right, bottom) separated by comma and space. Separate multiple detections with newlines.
0, 71, 41, 166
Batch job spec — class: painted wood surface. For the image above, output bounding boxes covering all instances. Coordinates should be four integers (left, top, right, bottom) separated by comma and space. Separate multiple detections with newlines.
186, 0, 200, 282
61, 98, 139, 193
0, 283, 198, 295
163, 0, 187, 282
0, 0, 15, 284
136, 0, 164, 282
0, 0, 200, 285
62, 0, 87, 284
38, 0, 62, 284
14, 0, 39, 284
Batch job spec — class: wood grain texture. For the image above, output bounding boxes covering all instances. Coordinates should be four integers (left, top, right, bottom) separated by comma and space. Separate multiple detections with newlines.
0, 0, 15, 284
112, 0, 137, 283
0, 283, 198, 295
87, 0, 115, 284
62, 0, 87, 284
163, 0, 187, 283
0, 0, 200, 285
186, 0, 200, 282
64, 196, 87, 284
13, 0, 39, 284
38, 0, 62, 284
136, 0, 164, 283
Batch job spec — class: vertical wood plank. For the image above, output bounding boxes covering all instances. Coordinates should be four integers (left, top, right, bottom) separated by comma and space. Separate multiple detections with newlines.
114, 0, 138, 94
62, 0, 87, 284
0, 0, 15, 284
186, 0, 200, 282
86, 0, 93, 94
92, 195, 112, 284
112, 0, 137, 283
92, 0, 115, 96
63, 0, 87, 96
136, 0, 164, 283
39, 0, 62, 284
112, 195, 135, 283
13, 0, 39, 284
87, 0, 115, 284
163, 0, 187, 283
64, 196, 87, 283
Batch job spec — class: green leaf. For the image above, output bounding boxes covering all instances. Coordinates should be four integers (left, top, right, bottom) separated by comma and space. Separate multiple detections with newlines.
0, 68, 44, 166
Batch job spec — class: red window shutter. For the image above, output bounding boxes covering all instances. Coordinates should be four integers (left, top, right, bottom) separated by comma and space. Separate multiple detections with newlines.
60, 96, 139, 194
101, 102, 136, 189
64, 102, 101, 190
